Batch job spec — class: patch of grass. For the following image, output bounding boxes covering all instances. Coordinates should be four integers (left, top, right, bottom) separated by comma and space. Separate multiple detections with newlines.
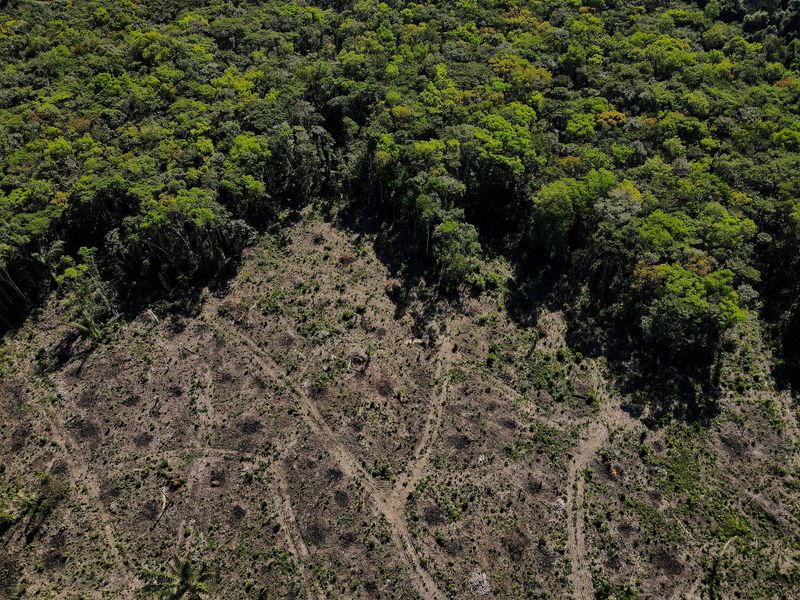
521, 350, 574, 402
449, 367, 467, 384
591, 567, 639, 600
265, 547, 296, 574
312, 356, 349, 394
257, 289, 287, 316
505, 421, 575, 463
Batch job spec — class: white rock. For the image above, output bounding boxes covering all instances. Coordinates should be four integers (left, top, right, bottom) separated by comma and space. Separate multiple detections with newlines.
468, 571, 491, 597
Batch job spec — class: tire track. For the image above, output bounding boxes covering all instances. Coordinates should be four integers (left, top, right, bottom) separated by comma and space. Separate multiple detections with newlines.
222, 323, 447, 600
274, 454, 326, 600
389, 351, 449, 509
46, 399, 133, 592
565, 396, 640, 600
565, 420, 607, 600
125, 442, 323, 595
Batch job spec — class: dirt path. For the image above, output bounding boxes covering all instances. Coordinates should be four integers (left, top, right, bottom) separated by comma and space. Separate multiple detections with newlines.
565, 388, 640, 600
137, 441, 326, 596
274, 451, 327, 600
222, 323, 447, 600
389, 349, 449, 509
565, 420, 607, 600
195, 365, 219, 442
46, 395, 133, 592
294, 363, 446, 600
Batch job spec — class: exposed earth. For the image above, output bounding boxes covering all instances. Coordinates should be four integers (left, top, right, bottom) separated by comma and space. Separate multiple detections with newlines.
1, 215, 798, 598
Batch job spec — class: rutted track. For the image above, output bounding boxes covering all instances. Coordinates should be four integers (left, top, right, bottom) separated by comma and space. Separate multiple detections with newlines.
223, 322, 449, 599
565, 396, 640, 600
45, 388, 134, 592
389, 351, 449, 510
274, 453, 326, 600
565, 420, 608, 600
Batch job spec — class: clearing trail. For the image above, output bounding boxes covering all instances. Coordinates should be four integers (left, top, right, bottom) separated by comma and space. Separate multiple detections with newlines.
46, 390, 132, 591
389, 343, 450, 510
565, 389, 641, 600
274, 451, 326, 600
221, 322, 447, 600
565, 420, 608, 600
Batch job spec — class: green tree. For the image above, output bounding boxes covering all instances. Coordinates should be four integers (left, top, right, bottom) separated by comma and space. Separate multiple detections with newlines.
431, 218, 482, 291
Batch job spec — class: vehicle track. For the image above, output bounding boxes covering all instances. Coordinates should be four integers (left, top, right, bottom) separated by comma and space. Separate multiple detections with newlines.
565, 420, 607, 600
274, 450, 327, 600
117, 439, 327, 595
46, 390, 133, 592
565, 394, 640, 600
222, 323, 448, 600
388, 351, 449, 510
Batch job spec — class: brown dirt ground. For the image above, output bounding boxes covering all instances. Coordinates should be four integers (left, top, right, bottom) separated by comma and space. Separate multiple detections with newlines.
1, 215, 798, 599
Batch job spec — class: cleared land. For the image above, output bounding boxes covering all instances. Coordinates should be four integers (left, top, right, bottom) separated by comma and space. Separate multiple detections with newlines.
1, 216, 798, 598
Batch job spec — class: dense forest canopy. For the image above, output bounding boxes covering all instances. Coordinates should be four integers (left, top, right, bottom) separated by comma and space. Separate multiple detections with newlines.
1, 0, 800, 405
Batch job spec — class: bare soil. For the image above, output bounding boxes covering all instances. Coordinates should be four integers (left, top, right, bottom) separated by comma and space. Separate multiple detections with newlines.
1, 215, 798, 598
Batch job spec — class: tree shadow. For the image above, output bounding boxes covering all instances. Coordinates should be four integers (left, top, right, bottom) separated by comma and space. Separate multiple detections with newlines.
503, 266, 562, 330
22, 244, 247, 378
763, 302, 800, 393
565, 304, 722, 426
3, 203, 727, 431
334, 201, 432, 316
503, 263, 722, 426
613, 359, 722, 426
0, 267, 50, 338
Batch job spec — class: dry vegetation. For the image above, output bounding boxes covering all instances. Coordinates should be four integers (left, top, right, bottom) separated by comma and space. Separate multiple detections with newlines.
1, 215, 798, 598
